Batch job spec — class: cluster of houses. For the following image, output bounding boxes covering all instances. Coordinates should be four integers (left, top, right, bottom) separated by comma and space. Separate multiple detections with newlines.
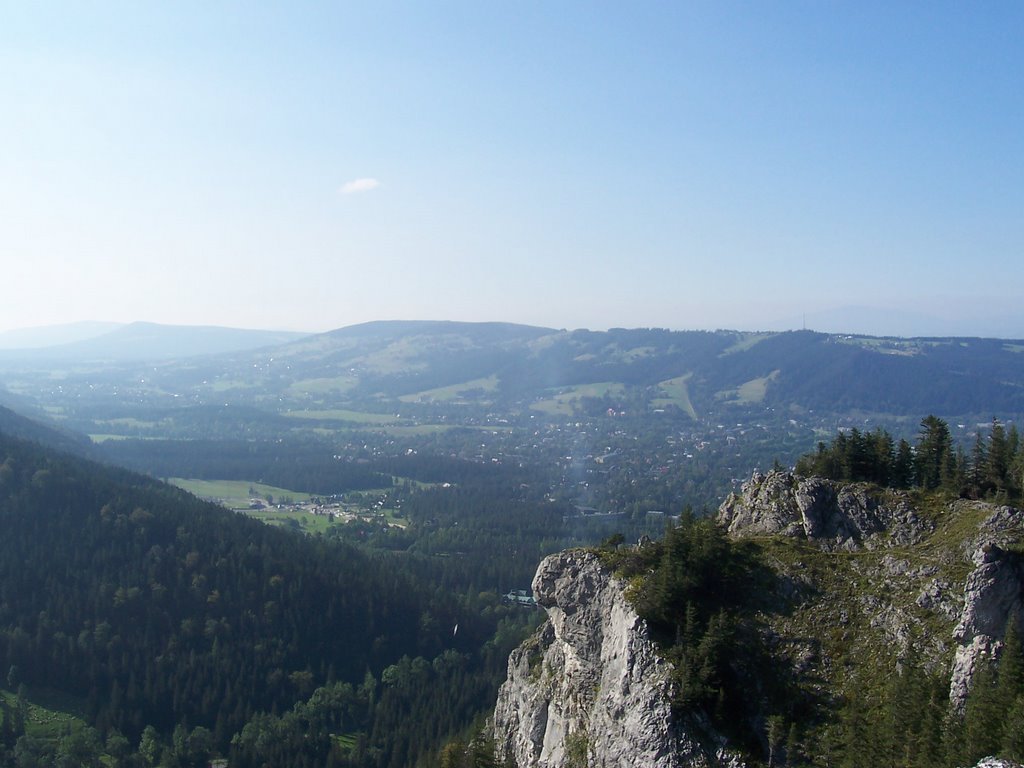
502, 589, 537, 607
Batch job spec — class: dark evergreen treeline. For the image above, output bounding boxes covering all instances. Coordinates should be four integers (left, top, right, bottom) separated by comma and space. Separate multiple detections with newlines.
400, 487, 572, 588
94, 438, 391, 492
802, 618, 1024, 768
365, 484, 669, 599
795, 415, 1024, 502
94, 437, 540, 496
0, 430, 538, 767
228, 629, 526, 768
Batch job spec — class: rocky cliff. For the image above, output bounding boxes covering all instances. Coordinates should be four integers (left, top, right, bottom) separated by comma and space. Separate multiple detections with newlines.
719, 471, 1024, 713
494, 470, 1024, 767
492, 550, 736, 768
717, 470, 930, 550
948, 506, 1024, 711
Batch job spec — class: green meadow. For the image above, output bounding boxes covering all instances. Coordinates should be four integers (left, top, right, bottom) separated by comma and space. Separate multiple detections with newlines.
169, 478, 313, 509
530, 383, 627, 416
397, 375, 499, 403
652, 374, 697, 419
0, 687, 89, 740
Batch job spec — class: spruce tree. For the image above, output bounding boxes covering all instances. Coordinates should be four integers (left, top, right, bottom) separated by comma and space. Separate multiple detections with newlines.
1006, 424, 1022, 500
1002, 694, 1024, 760
963, 648, 1001, 762
893, 440, 914, 489
996, 621, 1024, 755
986, 418, 1010, 498
785, 722, 801, 767
915, 416, 953, 491
969, 433, 989, 499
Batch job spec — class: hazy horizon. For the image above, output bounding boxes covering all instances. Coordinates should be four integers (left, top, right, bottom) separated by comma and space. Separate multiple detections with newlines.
3, 307, 1024, 352
3, 4, 1021, 338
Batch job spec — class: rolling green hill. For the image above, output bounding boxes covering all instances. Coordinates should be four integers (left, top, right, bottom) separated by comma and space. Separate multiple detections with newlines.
4, 323, 1023, 436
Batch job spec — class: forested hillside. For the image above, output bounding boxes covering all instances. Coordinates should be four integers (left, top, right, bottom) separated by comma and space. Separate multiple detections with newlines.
0, 430, 538, 767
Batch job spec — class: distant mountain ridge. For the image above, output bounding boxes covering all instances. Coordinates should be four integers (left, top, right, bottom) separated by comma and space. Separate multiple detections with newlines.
0, 321, 309, 362
784, 304, 1024, 339
243, 322, 1024, 421
0, 320, 124, 349
3, 321, 1024, 439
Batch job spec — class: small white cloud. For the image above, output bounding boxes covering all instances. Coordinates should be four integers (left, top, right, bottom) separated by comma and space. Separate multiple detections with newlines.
340, 178, 381, 195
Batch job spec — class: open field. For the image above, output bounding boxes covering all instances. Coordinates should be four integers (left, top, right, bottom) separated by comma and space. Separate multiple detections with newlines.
377, 424, 470, 436
284, 408, 402, 424
720, 333, 773, 356
616, 345, 655, 362
716, 370, 780, 405
168, 478, 408, 534
530, 383, 627, 416
94, 417, 157, 430
209, 378, 259, 391
352, 338, 431, 374
652, 373, 697, 419
246, 504, 407, 534
737, 370, 779, 403
0, 686, 89, 740
169, 478, 313, 508
398, 375, 499, 403
245, 507, 338, 534
287, 375, 359, 396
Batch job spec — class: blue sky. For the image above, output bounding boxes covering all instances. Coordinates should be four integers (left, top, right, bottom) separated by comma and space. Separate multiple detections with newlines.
1, 2, 1022, 337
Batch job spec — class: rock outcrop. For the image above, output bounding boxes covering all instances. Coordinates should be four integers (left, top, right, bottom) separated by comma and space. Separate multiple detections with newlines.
495, 474, 1024, 766
717, 470, 928, 550
720, 471, 1024, 713
972, 758, 1024, 768
493, 550, 733, 768
949, 507, 1024, 711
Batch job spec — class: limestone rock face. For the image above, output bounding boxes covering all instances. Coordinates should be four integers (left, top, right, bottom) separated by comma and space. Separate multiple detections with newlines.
493, 550, 728, 768
495, 476, 1024, 766
949, 507, 1024, 711
971, 758, 1024, 768
719, 471, 1024, 715
717, 470, 927, 551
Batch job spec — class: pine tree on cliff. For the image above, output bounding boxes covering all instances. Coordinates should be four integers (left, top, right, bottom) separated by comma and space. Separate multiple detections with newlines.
1007, 423, 1022, 499
985, 418, 1011, 497
915, 415, 954, 491
995, 621, 1024, 755
893, 438, 915, 489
